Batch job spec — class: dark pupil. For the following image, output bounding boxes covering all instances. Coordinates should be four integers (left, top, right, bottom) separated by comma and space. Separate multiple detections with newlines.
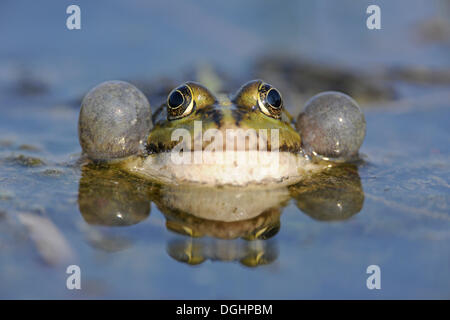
169, 91, 184, 108
267, 89, 281, 108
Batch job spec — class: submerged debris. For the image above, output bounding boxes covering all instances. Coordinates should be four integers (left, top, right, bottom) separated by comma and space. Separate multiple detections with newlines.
6, 154, 45, 167
254, 55, 397, 109
39, 168, 63, 177
0, 190, 14, 201
0, 139, 14, 148
18, 212, 75, 266
18, 144, 41, 152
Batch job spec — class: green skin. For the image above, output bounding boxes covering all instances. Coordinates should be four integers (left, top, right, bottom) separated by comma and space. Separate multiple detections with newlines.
146, 80, 302, 154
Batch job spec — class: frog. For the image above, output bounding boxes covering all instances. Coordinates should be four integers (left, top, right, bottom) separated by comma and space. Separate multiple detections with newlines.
78, 79, 366, 187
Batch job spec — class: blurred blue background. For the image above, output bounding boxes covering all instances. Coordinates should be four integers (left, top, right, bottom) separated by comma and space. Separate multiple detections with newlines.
1, 0, 449, 99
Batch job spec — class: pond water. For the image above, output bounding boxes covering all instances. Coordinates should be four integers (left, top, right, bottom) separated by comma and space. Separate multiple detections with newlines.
0, 0, 449, 299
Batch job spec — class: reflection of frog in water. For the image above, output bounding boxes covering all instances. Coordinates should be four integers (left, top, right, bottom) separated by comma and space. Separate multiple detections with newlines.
77, 164, 364, 266
167, 238, 279, 268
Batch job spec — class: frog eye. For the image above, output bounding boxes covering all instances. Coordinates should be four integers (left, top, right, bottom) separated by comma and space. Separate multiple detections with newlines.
167, 85, 194, 120
168, 90, 184, 109
257, 83, 283, 119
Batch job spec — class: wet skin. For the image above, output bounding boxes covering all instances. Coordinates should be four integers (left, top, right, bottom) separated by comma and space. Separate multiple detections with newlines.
78, 80, 366, 186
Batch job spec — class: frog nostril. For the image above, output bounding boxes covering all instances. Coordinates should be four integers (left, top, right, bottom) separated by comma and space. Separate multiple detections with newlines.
168, 90, 184, 109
